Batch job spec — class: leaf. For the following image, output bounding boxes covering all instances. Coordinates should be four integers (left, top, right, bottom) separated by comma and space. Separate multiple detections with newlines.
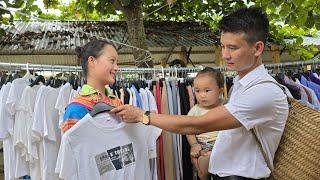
121, 0, 131, 7
30, 5, 39, 12
315, 16, 320, 30
296, 9, 308, 26
0, 28, 6, 37
293, 0, 303, 7
295, 37, 303, 45
279, 3, 291, 18
305, 11, 315, 28
8, 0, 25, 8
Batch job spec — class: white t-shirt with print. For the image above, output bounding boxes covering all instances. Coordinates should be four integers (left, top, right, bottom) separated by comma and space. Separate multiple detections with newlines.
6, 78, 31, 178
56, 113, 160, 180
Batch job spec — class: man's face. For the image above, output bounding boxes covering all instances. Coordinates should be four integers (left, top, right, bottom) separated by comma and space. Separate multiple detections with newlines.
220, 32, 263, 78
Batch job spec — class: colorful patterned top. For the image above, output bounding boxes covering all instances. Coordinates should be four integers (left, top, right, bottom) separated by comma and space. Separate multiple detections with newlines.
61, 84, 123, 133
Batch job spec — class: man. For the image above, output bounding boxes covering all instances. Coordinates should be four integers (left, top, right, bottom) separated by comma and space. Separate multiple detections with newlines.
111, 7, 289, 179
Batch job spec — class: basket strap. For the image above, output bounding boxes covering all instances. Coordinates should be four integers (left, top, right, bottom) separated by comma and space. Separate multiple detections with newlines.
247, 80, 289, 177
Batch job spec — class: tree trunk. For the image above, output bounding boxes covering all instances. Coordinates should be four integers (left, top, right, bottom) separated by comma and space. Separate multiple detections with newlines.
113, 0, 153, 68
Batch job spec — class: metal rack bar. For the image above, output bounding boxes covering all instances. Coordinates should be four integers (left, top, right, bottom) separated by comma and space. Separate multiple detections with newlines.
0, 57, 318, 73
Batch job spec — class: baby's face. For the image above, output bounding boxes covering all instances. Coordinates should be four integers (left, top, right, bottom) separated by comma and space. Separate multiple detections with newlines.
193, 75, 222, 108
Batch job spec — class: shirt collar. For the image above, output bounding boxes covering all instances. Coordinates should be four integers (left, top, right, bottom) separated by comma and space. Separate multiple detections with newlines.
237, 64, 267, 87
79, 84, 110, 97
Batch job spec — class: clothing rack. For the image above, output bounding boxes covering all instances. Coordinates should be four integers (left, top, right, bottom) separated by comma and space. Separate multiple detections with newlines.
0, 58, 319, 74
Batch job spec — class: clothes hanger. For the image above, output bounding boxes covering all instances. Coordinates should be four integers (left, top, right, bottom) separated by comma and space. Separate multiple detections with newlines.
90, 102, 115, 117
30, 75, 45, 87
23, 62, 34, 81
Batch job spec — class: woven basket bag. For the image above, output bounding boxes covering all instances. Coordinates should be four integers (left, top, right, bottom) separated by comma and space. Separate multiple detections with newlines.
271, 97, 320, 179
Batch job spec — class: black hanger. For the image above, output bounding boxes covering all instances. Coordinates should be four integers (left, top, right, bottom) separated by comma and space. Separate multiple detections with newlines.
90, 102, 115, 117
5, 74, 13, 84
46, 76, 54, 86
30, 75, 45, 87
13, 73, 21, 80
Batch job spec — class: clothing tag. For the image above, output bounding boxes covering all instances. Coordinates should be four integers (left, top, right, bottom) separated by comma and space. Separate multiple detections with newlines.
307, 65, 312, 71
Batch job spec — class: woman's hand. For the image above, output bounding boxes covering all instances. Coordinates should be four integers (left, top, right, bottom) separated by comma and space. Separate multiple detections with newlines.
111, 105, 145, 123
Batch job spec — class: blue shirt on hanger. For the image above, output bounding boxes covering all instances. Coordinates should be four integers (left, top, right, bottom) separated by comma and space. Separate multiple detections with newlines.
301, 75, 320, 101
131, 85, 143, 108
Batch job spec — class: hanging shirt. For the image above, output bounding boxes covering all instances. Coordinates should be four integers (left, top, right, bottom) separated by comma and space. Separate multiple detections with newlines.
307, 72, 320, 85
127, 88, 133, 105
301, 75, 320, 100
55, 83, 73, 127
130, 85, 142, 108
0, 83, 16, 180
6, 77, 31, 178
14, 85, 43, 180
296, 79, 320, 110
187, 105, 218, 143
210, 65, 289, 179
29, 86, 63, 180
0, 83, 13, 139
139, 88, 149, 111
55, 113, 159, 180
145, 88, 158, 113
13, 85, 42, 160
120, 88, 125, 104
61, 84, 123, 133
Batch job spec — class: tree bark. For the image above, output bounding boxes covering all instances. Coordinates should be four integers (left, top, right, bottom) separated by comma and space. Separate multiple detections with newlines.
113, 0, 153, 68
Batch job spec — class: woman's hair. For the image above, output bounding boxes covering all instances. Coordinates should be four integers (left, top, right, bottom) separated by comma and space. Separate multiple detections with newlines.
75, 40, 116, 77
195, 67, 224, 88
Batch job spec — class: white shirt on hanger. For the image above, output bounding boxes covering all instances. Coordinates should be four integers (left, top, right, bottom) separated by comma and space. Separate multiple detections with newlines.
55, 83, 72, 127
32, 86, 61, 180
130, 86, 137, 107
6, 77, 31, 178
0, 83, 13, 139
55, 113, 160, 180
139, 88, 149, 111
13, 85, 42, 159
15, 85, 43, 180
127, 88, 133, 105
0, 83, 17, 180
29, 86, 48, 180
209, 64, 290, 179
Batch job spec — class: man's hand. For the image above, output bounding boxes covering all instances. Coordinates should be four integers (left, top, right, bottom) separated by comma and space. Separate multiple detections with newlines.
111, 105, 145, 123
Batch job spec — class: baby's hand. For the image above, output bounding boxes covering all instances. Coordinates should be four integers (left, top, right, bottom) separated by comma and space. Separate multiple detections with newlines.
190, 144, 202, 158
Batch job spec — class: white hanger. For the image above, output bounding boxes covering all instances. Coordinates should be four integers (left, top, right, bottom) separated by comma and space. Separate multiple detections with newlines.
23, 62, 34, 80
161, 66, 164, 79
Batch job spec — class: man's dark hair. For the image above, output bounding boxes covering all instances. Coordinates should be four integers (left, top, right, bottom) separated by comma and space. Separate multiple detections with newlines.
218, 7, 269, 44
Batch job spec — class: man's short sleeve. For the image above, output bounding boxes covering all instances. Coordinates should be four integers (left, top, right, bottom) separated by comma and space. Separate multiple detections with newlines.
225, 84, 278, 130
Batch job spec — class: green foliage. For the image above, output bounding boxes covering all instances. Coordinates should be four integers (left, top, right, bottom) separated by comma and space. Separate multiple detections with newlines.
1, 0, 320, 60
